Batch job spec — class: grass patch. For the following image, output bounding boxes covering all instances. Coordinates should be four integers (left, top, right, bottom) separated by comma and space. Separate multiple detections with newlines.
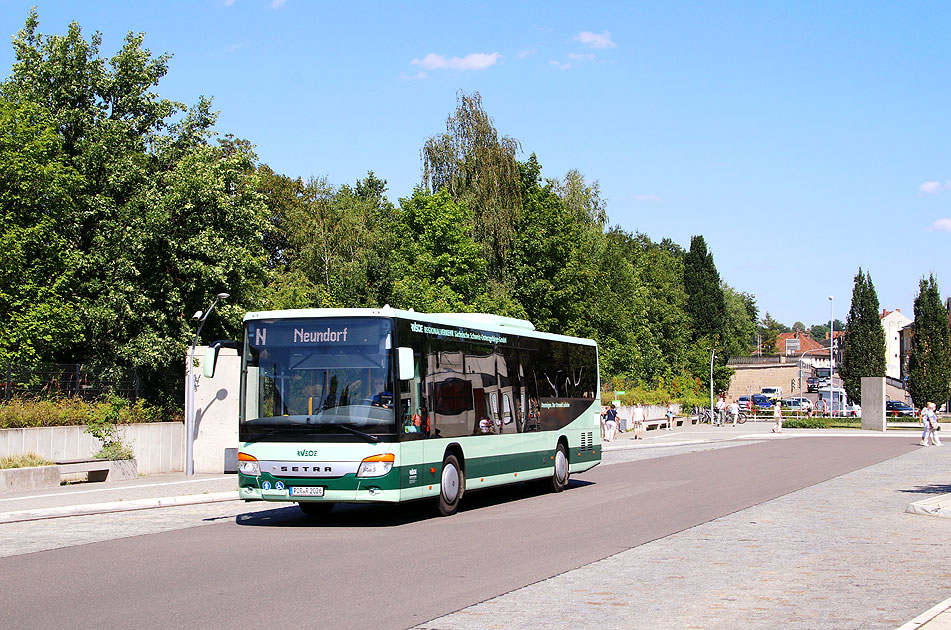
0, 452, 55, 469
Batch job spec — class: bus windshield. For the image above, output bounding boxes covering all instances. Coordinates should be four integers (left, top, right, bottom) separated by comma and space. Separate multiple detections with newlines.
240, 317, 397, 442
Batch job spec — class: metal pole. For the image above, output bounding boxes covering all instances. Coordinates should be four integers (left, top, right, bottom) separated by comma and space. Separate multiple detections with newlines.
709, 348, 716, 423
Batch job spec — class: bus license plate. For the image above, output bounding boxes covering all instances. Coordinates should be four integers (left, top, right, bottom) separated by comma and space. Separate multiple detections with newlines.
290, 486, 324, 497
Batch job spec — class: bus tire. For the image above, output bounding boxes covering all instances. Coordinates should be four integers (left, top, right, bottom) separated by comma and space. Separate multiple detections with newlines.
551, 442, 569, 493
438, 453, 464, 516
298, 502, 334, 518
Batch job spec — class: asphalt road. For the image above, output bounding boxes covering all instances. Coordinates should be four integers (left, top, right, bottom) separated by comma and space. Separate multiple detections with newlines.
0, 436, 916, 630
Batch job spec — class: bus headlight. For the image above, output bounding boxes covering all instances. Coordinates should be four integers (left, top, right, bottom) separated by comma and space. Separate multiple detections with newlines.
356, 453, 395, 478
237, 452, 260, 476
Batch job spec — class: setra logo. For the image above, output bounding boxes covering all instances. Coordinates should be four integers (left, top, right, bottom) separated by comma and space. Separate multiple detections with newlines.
297, 449, 318, 457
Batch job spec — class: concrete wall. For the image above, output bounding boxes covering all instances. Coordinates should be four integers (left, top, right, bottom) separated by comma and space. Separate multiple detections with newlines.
727, 363, 803, 401
0, 422, 183, 475
190, 346, 240, 474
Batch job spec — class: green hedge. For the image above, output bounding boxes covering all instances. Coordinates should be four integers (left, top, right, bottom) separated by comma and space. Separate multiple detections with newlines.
0, 397, 178, 429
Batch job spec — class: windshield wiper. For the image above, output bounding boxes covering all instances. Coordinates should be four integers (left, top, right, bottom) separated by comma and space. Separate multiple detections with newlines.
325, 423, 380, 444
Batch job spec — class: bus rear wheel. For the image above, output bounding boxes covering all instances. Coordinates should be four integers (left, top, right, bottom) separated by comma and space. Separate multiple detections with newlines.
551, 442, 569, 493
298, 502, 335, 518
438, 454, 464, 516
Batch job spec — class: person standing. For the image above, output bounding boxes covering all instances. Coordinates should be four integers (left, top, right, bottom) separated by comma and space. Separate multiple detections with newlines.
665, 403, 675, 431
715, 395, 726, 427
604, 404, 619, 442
633, 403, 645, 439
771, 401, 783, 433
803, 398, 813, 418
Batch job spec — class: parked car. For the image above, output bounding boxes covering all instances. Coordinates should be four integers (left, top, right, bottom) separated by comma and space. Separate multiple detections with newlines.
760, 386, 783, 400
781, 397, 810, 409
885, 400, 917, 417
837, 403, 862, 418
750, 394, 775, 408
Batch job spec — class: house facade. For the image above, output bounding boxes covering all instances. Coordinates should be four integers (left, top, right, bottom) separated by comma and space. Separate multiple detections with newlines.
881, 309, 912, 380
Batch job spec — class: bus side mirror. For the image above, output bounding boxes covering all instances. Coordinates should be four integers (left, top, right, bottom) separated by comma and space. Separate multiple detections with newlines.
203, 340, 241, 378
397, 347, 414, 381
203, 345, 220, 378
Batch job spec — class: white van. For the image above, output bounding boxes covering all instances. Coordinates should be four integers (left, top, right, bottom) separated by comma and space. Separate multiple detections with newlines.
760, 386, 783, 400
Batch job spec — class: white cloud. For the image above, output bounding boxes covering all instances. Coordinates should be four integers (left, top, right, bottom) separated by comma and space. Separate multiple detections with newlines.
575, 30, 616, 49
567, 52, 595, 62
926, 218, 951, 232
271, 0, 287, 7
549, 60, 571, 70
919, 180, 951, 195
400, 71, 428, 80
411, 52, 500, 71
634, 194, 661, 202
516, 48, 536, 60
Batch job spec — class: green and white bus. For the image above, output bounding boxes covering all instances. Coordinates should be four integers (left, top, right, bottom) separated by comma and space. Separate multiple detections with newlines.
234, 307, 601, 517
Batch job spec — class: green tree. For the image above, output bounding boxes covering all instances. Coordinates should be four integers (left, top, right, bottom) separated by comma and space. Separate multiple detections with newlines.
683, 235, 727, 343
386, 188, 487, 312
839, 268, 886, 404
1, 12, 270, 406
908, 274, 951, 408
421, 90, 522, 279
722, 284, 758, 358
0, 96, 83, 368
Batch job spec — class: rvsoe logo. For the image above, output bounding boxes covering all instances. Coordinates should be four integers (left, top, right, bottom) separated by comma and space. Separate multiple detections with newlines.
297, 449, 318, 457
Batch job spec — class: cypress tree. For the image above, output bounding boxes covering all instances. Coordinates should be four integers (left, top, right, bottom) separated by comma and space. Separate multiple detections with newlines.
683, 235, 727, 343
840, 268, 886, 404
908, 274, 951, 408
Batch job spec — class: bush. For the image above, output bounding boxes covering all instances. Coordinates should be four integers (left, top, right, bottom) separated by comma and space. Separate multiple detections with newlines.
781, 417, 832, 429
0, 452, 55, 468
94, 442, 135, 461
0, 396, 177, 429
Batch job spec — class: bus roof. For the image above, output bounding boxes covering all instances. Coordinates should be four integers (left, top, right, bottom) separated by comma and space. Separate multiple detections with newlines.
242, 307, 597, 347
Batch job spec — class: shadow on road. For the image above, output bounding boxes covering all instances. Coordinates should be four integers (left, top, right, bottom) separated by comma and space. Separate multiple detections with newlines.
232, 477, 595, 528
898, 483, 951, 495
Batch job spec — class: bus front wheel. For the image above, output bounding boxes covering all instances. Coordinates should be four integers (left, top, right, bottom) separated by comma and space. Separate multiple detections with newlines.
551, 442, 568, 493
438, 454, 464, 516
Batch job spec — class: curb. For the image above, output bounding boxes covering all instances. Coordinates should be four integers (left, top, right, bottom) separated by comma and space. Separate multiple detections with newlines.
0, 491, 239, 524
896, 596, 951, 629
905, 492, 951, 519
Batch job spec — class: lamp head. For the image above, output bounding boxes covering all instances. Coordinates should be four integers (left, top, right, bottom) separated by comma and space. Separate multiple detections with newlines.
216, 292, 230, 300
192, 310, 203, 320
828, 296, 833, 301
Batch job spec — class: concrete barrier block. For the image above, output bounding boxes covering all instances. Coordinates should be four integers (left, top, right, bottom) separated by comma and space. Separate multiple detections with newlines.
0, 465, 60, 493
109, 459, 138, 481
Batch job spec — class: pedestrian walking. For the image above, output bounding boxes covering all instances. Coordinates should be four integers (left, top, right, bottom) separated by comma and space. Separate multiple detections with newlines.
665, 403, 675, 431
600, 405, 608, 441
803, 398, 813, 418
921, 402, 942, 446
715, 395, 726, 427
632, 403, 645, 439
771, 401, 783, 433
728, 399, 740, 427
604, 404, 619, 441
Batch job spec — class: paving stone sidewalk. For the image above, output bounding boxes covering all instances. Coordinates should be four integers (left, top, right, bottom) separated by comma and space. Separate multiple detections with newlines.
413, 443, 951, 630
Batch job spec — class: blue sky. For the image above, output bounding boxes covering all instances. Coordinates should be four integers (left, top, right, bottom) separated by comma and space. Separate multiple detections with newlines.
2, 1, 949, 328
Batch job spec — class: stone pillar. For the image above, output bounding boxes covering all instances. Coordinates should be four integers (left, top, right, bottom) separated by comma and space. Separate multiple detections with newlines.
190, 347, 240, 473
861, 377, 886, 431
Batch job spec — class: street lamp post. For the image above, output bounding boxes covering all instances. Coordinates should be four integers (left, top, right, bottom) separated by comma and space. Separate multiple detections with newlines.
185, 292, 229, 476
828, 296, 834, 417
710, 348, 716, 422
